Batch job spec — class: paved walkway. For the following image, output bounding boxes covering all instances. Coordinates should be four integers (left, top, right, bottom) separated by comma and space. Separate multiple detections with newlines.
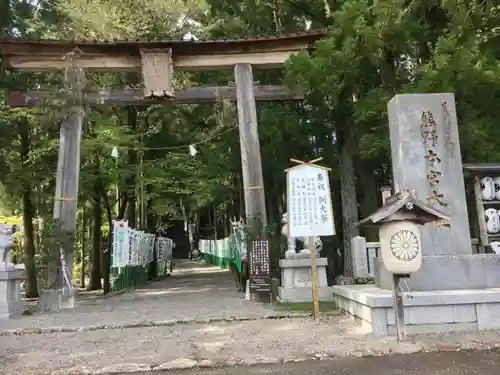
152, 349, 500, 375
0, 259, 281, 332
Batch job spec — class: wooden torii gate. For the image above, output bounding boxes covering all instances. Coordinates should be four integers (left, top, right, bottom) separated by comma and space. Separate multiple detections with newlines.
0, 30, 326, 304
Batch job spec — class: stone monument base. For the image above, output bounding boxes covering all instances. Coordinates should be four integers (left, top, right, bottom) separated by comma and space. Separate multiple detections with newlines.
277, 257, 334, 303
278, 285, 334, 302
333, 284, 500, 336
0, 268, 25, 319
37, 288, 76, 312
375, 254, 500, 291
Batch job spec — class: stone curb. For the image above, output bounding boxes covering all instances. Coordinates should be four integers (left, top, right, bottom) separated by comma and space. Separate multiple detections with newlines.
0, 312, 314, 337
48, 340, 500, 375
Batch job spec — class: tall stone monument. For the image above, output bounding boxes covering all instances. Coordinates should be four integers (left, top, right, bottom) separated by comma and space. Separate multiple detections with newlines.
389, 94, 470, 255
376, 93, 500, 290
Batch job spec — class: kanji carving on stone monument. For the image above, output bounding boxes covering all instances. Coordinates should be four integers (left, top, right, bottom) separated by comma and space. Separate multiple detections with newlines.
442, 101, 456, 158
429, 189, 447, 206
426, 149, 441, 167
421, 111, 438, 147
427, 170, 442, 186
421, 110, 447, 206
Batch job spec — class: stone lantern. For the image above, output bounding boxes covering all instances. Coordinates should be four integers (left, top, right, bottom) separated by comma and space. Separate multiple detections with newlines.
358, 189, 450, 275
0, 225, 24, 319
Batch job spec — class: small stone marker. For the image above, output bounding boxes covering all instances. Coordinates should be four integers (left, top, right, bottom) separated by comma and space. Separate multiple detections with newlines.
387, 93, 471, 256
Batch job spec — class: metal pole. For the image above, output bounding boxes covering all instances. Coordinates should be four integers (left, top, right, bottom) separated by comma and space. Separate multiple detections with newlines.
115, 158, 119, 217
111, 146, 119, 218
308, 236, 320, 320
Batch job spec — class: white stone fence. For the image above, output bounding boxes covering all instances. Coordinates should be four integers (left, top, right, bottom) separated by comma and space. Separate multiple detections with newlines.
351, 236, 481, 278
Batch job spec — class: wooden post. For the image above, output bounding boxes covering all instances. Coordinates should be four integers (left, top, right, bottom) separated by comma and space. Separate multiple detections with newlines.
380, 186, 392, 204
308, 236, 320, 320
44, 67, 85, 309
473, 176, 488, 253
234, 64, 267, 229
382, 187, 405, 341
392, 274, 405, 341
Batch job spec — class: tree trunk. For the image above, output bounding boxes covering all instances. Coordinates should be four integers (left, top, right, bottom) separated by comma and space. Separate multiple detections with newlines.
213, 203, 217, 239
331, 176, 344, 278
80, 206, 86, 289
125, 106, 138, 228
92, 153, 114, 294
102, 199, 113, 295
89, 194, 102, 290
146, 198, 156, 281
337, 123, 360, 277
18, 118, 38, 298
358, 164, 379, 241
117, 197, 127, 220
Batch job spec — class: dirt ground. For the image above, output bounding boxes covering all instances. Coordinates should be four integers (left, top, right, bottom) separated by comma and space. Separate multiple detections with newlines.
2, 260, 500, 375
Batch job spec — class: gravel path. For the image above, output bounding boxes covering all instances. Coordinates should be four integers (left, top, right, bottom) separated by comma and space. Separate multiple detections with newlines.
5, 260, 500, 375
4, 315, 500, 375
1, 315, 356, 375
0, 260, 281, 332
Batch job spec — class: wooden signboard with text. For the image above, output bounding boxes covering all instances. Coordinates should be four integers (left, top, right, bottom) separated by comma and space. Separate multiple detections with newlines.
286, 161, 335, 238
248, 239, 271, 299
285, 158, 335, 319
140, 48, 175, 98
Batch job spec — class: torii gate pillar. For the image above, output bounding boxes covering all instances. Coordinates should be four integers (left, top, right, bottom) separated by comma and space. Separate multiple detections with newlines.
234, 63, 268, 231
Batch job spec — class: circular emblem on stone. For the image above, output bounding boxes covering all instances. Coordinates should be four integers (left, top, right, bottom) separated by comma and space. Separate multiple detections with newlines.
389, 229, 419, 261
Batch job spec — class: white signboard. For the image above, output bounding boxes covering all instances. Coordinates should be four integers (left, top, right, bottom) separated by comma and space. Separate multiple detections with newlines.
286, 164, 335, 238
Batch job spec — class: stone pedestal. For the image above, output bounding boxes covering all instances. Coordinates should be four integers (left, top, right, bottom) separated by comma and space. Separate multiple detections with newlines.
0, 266, 25, 319
333, 284, 500, 336
375, 254, 500, 291
37, 288, 76, 312
277, 257, 333, 303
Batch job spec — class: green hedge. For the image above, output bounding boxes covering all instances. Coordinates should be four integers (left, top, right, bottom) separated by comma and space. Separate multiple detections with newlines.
110, 261, 170, 292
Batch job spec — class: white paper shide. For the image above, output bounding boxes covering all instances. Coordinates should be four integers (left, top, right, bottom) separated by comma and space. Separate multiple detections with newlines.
286, 164, 335, 238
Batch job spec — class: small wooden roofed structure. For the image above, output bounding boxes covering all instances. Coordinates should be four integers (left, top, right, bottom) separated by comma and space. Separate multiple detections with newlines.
463, 163, 500, 177
0, 29, 328, 72
356, 190, 450, 227
462, 163, 500, 252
